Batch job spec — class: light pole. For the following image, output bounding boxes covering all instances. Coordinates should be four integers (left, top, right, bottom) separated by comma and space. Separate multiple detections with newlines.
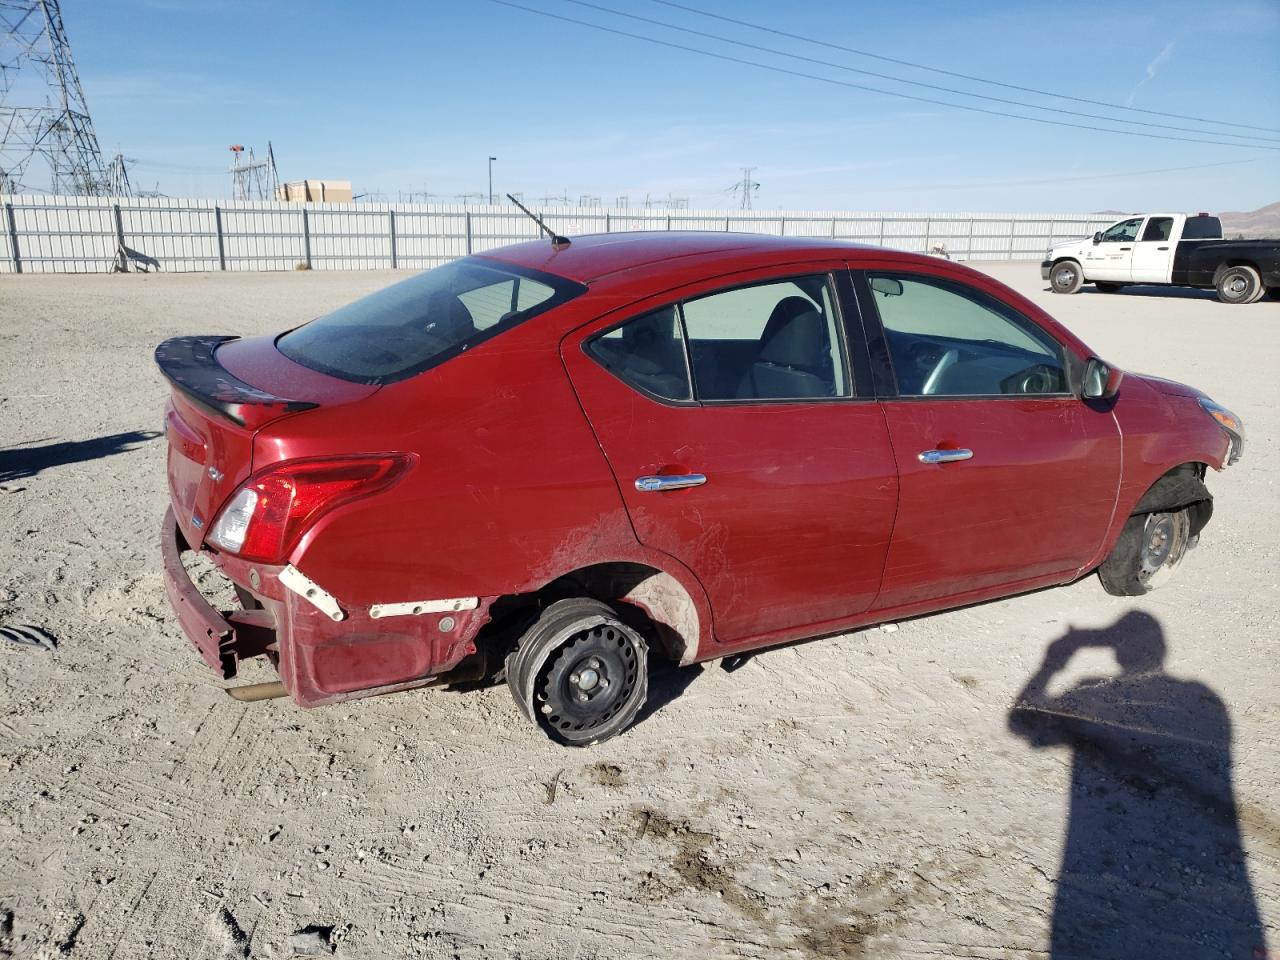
488, 156, 497, 205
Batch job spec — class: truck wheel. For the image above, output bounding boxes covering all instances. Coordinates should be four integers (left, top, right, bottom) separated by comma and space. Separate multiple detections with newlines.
1050, 260, 1083, 294
1215, 265, 1262, 304
1093, 282, 1124, 293
505, 598, 649, 747
1097, 509, 1192, 596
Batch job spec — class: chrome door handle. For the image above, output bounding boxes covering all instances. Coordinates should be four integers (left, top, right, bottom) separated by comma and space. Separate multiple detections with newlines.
918, 449, 973, 464
635, 473, 707, 492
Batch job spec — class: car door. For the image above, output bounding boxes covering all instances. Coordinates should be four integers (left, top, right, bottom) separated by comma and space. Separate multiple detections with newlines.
1083, 216, 1144, 281
1129, 215, 1177, 283
854, 265, 1121, 609
561, 265, 898, 645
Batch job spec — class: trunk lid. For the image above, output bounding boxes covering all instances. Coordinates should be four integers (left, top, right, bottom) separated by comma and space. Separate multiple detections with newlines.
156, 334, 377, 547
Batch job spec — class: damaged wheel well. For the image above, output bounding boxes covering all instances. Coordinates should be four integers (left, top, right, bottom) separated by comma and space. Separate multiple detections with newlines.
476, 562, 701, 670
1131, 462, 1213, 539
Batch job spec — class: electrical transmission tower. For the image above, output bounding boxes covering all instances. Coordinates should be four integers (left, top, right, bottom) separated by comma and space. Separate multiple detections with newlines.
228, 143, 278, 201
0, 0, 115, 194
729, 167, 759, 210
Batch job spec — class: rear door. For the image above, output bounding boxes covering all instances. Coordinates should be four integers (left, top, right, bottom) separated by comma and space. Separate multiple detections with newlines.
1130, 215, 1177, 283
854, 265, 1121, 609
1084, 216, 1144, 281
561, 265, 898, 645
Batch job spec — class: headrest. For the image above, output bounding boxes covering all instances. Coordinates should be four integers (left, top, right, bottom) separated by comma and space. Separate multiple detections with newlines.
757, 310, 826, 370
760, 296, 818, 348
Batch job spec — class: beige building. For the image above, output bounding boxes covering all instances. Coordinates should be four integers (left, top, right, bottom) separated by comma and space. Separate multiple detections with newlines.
276, 179, 353, 203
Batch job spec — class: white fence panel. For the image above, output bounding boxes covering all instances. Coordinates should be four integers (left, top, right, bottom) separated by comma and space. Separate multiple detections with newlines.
0, 194, 1117, 274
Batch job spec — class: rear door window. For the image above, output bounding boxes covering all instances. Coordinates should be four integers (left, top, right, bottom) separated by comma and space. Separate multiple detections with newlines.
1141, 217, 1175, 242
277, 258, 583, 384
683, 278, 848, 400
586, 274, 850, 403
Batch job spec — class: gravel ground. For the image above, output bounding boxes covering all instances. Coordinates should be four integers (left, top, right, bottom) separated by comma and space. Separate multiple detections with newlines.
1, 262, 1276, 959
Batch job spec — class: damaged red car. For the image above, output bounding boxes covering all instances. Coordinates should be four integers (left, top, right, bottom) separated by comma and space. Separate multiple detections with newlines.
157, 232, 1243, 745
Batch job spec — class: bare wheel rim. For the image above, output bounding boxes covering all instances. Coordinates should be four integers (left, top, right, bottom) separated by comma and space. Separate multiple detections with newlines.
1138, 511, 1189, 587
535, 623, 642, 739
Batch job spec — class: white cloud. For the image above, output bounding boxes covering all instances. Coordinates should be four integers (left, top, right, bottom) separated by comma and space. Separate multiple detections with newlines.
1127, 39, 1177, 105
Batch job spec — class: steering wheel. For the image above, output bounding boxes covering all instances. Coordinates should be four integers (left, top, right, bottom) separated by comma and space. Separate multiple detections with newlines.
921, 348, 959, 395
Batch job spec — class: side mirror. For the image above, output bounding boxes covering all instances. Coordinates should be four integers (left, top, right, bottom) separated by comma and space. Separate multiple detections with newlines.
1092, 232, 1102, 244
870, 276, 903, 297
1082, 358, 1124, 400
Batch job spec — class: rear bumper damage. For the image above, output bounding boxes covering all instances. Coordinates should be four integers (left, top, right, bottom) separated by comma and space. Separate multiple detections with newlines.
161, 507, 275, 679
160, 509, 495, 706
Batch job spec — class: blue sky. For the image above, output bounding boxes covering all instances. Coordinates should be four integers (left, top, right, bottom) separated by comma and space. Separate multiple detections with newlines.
56, 0, 1280, 211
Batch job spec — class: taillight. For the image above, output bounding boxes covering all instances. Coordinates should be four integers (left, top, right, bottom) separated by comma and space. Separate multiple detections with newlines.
207, 454, 415, 563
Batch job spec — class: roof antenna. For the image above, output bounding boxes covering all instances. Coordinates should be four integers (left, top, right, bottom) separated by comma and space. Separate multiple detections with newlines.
506, 193, 571, 247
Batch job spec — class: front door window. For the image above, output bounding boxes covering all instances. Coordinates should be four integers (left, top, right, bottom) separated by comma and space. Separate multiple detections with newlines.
1100, 218, 1144, 243
868, 274, 1068, 397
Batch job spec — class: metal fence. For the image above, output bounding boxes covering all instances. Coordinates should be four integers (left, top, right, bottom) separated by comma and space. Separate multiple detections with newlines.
0, 195, 1117, 274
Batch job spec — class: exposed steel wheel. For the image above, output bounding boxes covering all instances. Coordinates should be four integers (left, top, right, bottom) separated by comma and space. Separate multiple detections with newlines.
505, 598, 649, 746
1097, 509, 1192, 596
1050, 260, 1083, 294
1215, 264, 1262, 304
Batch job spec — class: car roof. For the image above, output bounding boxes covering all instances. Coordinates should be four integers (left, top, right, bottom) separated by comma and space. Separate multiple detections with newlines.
478, 231, 903, 283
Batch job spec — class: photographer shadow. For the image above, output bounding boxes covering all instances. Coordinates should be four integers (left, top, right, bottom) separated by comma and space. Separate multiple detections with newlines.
1009, 611, 1266, 959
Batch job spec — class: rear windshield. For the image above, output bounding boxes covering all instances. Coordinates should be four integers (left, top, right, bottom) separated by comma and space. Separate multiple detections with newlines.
277, 258, 585, 385
1182, 216, 1222, 240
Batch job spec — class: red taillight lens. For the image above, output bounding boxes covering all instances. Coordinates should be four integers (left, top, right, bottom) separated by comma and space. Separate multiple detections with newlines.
208, 454, 414, 563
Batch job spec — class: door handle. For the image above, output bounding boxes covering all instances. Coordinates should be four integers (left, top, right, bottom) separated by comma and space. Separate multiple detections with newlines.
918, 449, 973, 464
1157, 246, 1169, 250
1119, 246, 1132, 251
635, 473, 707, 492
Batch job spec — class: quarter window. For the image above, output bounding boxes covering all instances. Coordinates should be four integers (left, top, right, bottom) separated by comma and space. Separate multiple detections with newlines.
868, 273, 1067, 397
587, 306, 692, 401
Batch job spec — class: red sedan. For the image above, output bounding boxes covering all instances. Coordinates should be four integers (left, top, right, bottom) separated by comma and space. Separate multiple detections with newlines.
157, 232, 1243, 745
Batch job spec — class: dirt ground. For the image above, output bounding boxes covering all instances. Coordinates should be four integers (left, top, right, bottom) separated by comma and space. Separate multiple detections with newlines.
1, 260, 1276, 959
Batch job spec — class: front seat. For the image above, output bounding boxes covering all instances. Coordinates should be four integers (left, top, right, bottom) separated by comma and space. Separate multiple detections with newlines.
739, 309, 834, 399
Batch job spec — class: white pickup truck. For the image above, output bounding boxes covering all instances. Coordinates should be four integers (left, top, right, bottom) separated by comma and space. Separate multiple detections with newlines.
1042, 213, 1280, 304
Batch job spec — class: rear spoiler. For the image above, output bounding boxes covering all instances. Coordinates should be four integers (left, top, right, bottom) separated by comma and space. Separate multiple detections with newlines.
154, 336, 317, 427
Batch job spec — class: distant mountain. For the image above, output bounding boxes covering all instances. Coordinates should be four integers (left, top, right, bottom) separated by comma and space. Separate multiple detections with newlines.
1219, 201, 1280, 239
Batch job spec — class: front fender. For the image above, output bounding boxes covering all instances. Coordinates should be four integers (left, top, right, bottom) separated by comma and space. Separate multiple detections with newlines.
1081, 377, 1229, 573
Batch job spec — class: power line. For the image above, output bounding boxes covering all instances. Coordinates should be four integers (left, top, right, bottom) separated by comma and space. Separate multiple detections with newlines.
565, 0, 1280, 145
879, 157, 1265, 191
488, 1, 1280, 152
650, 0, 1280, 137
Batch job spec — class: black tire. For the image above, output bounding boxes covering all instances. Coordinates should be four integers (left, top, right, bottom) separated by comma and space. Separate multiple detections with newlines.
1049, 260, 1083, 295
1093, 281, 1124, 293
1097, 509, 1192, 596
505, 598, 649, 747
1215, 264, 1262, 304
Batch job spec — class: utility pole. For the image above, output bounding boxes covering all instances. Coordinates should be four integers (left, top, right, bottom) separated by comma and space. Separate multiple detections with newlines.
0, 0, 114, 194
488, 156, 496, 205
